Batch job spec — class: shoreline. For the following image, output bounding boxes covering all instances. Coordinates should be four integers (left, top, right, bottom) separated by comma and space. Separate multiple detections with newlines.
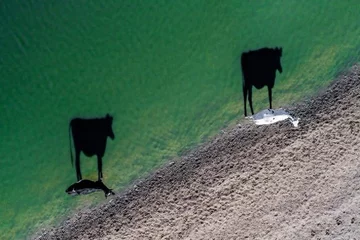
34, 64, 360, 239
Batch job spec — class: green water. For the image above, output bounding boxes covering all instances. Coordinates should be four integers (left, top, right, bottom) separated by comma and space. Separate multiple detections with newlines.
1, 1, 360, 238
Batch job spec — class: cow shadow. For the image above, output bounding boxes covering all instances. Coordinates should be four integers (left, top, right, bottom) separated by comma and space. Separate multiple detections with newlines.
69, 114, 115, 182
67, 113, 115, 198
240, 47, 283, 116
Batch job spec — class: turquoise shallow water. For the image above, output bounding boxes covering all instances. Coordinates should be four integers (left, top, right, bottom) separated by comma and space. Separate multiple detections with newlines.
1, 1, 360, 238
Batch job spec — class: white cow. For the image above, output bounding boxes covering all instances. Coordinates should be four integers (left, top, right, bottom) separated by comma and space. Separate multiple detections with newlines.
248, 108, 299, 127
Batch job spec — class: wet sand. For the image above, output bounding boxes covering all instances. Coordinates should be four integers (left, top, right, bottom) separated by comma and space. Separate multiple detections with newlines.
34, 64, 360, 240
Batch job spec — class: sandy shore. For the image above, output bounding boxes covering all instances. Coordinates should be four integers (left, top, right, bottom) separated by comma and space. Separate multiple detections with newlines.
34, 64, 360, 240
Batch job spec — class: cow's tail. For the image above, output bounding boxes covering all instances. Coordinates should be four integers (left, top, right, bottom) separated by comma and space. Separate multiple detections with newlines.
240, 52, 247, 79
69, 122, 74, 167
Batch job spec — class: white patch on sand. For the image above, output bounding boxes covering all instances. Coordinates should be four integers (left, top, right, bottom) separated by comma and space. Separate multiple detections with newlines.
248, 108, 300, 127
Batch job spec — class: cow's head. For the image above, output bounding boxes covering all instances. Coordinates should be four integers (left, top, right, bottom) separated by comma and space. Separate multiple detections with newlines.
275, 47, 283, 74
105, 188, 115, 198
105, 114, 115, 140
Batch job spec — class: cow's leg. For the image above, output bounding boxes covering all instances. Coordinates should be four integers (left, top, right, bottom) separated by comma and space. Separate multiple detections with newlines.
243, 84, 248, 116
97, 155, 103, 181
268, 86, 272, 110
248, 87, 254, 115
75, 150, 82, 181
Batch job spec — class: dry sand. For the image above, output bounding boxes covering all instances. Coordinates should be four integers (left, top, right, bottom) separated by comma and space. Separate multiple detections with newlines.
34, 64, 360, 240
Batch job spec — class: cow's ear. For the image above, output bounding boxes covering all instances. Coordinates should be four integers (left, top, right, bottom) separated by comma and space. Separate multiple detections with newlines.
106, 114, 113, 121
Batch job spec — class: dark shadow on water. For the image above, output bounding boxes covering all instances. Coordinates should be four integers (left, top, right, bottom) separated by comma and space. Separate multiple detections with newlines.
69, 114, 115, 181
240, 47, 283, 116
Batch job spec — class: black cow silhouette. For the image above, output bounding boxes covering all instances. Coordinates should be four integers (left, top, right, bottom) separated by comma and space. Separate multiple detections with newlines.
69, 114, 115, 181
241, 47, 283, 116
66, 179, 115, 198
